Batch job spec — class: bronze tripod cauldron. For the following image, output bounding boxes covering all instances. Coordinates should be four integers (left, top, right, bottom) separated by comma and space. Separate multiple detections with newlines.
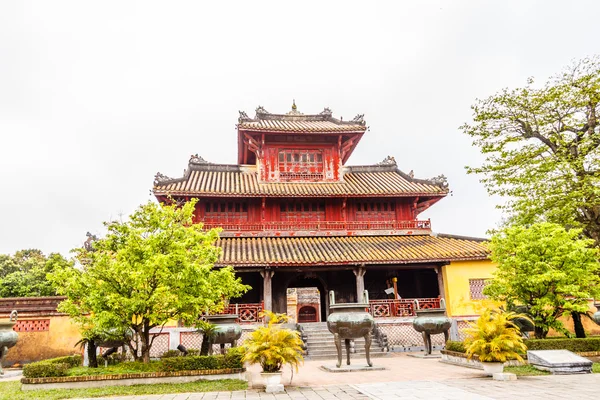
326, 290, 374, 368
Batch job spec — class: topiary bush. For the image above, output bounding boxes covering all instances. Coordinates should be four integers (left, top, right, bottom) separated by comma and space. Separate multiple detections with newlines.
22, 355, 83, 378
23, 362, 70, 378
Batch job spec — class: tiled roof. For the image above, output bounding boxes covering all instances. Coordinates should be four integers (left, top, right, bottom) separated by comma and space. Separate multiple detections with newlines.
238, 119, 366, 133
153, 164, 448, 197
237, 104, 367, 133
215, 235, 489, 266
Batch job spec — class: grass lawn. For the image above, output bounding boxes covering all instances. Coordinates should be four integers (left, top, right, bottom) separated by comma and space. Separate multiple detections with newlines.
505, 363, 600, 375
0, 379, 247, 400
503, 365, 550, 376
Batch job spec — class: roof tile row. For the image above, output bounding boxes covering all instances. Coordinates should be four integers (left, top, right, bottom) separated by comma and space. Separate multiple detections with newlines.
216, 235, 489, 266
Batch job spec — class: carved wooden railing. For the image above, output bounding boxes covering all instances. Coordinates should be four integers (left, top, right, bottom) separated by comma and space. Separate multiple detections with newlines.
201, 219, 431, 232
218, 302, 264, 324
369, 297, 442, 318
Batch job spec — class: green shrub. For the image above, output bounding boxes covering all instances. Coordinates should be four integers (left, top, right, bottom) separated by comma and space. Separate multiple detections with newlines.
23, 362, 69, 378
524, 338, 600, 352
187, 348, 200, 356
45, 355, 82, 368
444, 341, 466, 353
161, 350, 181, 358
22, 355, 83, 378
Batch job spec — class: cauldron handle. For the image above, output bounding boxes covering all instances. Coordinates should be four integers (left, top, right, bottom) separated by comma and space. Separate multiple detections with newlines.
10, 310, 18, 322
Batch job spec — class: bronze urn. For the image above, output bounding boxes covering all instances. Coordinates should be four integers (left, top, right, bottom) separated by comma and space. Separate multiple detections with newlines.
0, 311, 19, 375
326, 291, 374, 368
412, 298, 452, 355
592, 302, 600, 326
205, 314, 242, 355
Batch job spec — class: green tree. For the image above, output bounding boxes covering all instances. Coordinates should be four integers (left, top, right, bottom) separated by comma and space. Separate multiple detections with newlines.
484, 223, 600, 339
50, 199, 250, 363
462, 55, 600, 244
0, 250, 72, 297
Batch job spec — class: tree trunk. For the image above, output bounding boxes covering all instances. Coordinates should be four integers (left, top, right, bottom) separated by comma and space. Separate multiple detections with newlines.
141, 328, 151, 363
87, 339, 98, 368
572, 312, 586, 338
534, 325, 548, 339
200, 334, 211, 356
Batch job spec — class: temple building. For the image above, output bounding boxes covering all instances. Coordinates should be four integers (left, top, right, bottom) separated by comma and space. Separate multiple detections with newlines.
153, 103, 491, 324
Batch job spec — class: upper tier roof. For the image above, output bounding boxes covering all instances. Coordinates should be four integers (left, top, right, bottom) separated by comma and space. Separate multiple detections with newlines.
237, 103, 367, 134
153, 155, 449, 198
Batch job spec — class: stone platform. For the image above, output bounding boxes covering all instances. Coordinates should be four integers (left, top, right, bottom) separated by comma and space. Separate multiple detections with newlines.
320, 365, 386, 373
407, 352, 442, 359
527, 350, 592, 374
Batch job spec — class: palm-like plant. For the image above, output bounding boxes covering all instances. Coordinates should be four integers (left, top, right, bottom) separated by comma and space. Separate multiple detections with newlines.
463, 308, 529, 363
242, 311, 304, 373
197, 320, 218, 356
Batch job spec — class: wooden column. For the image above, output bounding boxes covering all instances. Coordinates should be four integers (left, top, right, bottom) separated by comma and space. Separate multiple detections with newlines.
261, 269, 275, 311
436, 265, 445, 300
353, 267, 366, 302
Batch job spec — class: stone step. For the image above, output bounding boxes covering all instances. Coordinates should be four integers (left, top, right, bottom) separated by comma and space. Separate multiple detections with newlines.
305, 351, 390, 360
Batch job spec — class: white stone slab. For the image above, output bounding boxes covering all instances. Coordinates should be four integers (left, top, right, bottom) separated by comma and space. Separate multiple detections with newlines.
493, 372, 517, 381
527, 350, 592, 374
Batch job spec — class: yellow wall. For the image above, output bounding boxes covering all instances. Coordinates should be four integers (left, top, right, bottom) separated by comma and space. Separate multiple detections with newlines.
2, 315, 81, 365
443, 259, 496, 317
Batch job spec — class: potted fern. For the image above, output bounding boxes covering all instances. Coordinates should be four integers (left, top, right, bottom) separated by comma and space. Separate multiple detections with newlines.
242, 311, 303, 393
463, 308, 528, 376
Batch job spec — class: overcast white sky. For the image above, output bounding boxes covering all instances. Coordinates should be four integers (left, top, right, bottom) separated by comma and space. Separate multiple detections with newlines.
1, 1, 598, 257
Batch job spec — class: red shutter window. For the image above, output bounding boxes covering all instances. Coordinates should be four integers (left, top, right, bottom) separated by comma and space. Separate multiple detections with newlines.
278, 149, 324, 181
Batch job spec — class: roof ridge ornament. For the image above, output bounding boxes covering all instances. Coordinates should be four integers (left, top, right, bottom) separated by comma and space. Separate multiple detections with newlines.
287, 99, 303, 116
351, 114, 365, 125
154, 172, 174, 186
255, 105, 269, 116
429, 174, 449, 190
377, 156, 397, 166
319, 107, 333, 116
238, 110, 250, 123
189, 154, 210, 164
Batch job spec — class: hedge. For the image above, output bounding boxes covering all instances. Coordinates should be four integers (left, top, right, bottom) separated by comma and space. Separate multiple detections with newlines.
524, 338, 600, 352
23, 350, 243, 378
159, 349, 244, 372
444, 338, 600, 354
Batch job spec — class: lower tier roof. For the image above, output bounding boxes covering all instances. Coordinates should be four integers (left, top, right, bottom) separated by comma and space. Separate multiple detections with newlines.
215, 234, 489, 267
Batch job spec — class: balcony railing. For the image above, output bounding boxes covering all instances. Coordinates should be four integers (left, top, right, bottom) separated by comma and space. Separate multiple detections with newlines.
200, 219, 431, 232
369, 298, 442, 318
213, 302, 264, 323
210, 298, 440, 323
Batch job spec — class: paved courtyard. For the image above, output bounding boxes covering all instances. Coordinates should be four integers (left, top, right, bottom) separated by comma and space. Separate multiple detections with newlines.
77, 374, 600, 400
74, 353, 600, 400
